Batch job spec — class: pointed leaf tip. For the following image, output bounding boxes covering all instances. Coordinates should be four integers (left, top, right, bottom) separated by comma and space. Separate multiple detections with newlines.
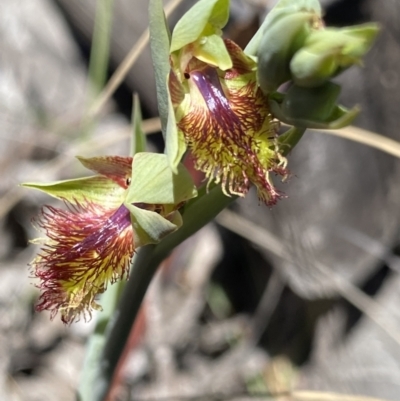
22, 176, 126, 208
131, 94, 146, 155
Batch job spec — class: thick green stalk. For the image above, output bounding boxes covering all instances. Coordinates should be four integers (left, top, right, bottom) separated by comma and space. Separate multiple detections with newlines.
77, 279, 125, 401
92, 185, 235, 401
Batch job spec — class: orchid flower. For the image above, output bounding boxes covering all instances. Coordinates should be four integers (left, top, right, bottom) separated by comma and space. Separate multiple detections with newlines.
149, 0, 378, 208
24, 153, 196, 323
165, 0, 288, 206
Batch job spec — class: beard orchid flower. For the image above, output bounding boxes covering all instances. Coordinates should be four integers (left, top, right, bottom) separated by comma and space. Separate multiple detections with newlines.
163, 0, 288, 206
156, 0, 377, 204
24, 153, 196, 324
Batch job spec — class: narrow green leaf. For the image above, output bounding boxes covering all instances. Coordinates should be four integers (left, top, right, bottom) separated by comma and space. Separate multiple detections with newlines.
170, 0, 230, 53
22, 176, 125, 208
87, 0, 114, 96
131, 94, 146, 156
149, 0, 171, 136
125, 153, 197, 206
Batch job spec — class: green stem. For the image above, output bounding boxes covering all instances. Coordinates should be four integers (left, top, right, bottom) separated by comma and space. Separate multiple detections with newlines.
92, 185, 235, 401
77, 279, 125, 401
279, 126, 306, 156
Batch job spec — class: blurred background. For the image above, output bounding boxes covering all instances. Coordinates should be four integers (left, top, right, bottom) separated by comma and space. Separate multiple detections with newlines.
1, 0, 400, 400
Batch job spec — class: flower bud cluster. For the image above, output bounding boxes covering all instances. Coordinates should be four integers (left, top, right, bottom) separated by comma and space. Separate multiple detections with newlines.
255, 0, 379, 129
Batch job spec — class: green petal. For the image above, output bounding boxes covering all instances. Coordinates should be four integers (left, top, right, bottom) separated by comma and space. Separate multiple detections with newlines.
125, 153, 197, 205
22, 176, 125, 208
131, 94, 146, 155
170, 0, 230, 53
149, 0, 171, 135
192, 34, 232, 70
127, 204, 182, 247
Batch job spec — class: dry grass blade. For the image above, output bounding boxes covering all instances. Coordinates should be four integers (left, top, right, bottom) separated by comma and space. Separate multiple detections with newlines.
317, 125, 400, 158
216, 209, 400, 348
119, 390, 391, 401
87, 0, 186, 119
291, 390, 391, 401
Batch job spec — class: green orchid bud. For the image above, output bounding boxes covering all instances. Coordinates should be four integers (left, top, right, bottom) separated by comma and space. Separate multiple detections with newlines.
257, 9, 320, 93
290, 23, 379, 87
245, 0, 321, 56
270, 82, 359, 129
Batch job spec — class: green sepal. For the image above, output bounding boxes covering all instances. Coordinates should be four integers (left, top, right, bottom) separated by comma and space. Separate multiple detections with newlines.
22, 176, 125, 209
270, 82, 360, 129
165, 75, 187, 173
127, 204, 182, 247
290, 23, 379, 87
149, 0, 171, 136
131, 93, 146, 155
170, 0, 230, 53
125, 153, 197, 206
245, 0, 321, 56
192, 34, 232, 70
